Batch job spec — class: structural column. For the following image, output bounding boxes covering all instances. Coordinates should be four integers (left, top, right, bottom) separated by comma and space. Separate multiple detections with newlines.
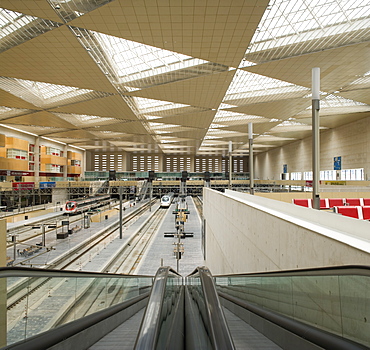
63, 144, 68, 181
248, 123, 254, 195
228, 141, 232, 189
34, 137, 40, 183
312, 67, 321, 209
82, 150, 87, 178
0, 219, 7, 346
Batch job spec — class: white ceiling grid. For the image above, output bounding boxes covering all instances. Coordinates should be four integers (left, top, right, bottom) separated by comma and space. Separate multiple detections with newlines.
0, 0, 369, 157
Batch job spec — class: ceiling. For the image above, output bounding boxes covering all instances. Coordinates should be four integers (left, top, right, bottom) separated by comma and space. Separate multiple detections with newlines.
1, 0, 370, 157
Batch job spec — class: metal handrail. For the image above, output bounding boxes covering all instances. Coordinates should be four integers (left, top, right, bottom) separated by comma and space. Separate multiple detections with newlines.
219, 292, 368, 350
213, 264, 370, 278
187, 266, 235, 350
0, 266, 152, 278
134, 266, 182, 350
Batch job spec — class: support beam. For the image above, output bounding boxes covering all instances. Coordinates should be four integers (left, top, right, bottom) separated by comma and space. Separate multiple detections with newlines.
228, 141, 232, 190
312, 67, 320, 210
248, 123, 254, 195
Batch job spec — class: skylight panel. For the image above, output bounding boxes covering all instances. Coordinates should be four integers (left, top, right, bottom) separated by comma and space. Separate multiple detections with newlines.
0, 106, 31, 119
53, 113, 121, 127
0, 77, 109, 108
223, 70, 309, 103
48, 0, 113, 22
0, 8, 62, 52
244, 0, 370, 63
321, 94, 367, 108
133, 97, 190, 115
90, 31, 229, 91
96, 32, 207, 80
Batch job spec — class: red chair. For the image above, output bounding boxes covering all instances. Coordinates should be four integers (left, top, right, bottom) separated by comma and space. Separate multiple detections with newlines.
320, 198, 330, 209
328, 198, 345, 208
363, 198, 370, 206
345, 198, 363, 206
334, 206, 363, 219
292, 199, 312, 208
362, 206, 370, 220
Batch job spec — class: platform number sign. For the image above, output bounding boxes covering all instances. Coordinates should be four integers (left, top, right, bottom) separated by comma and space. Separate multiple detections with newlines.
334, 156, 341, 170
283, 164, 288, 173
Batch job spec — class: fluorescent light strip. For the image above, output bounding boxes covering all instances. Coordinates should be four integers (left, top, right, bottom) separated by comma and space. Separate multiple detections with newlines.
0, 123, 38, 136
41, 136, 66, 145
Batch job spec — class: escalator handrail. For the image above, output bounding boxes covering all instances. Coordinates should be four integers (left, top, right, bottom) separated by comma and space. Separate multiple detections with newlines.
213, 264, 370, 278
134, 266, 181, 350
0, 266, 152, 278
187, 266, 235, 350
219, 291, 368, 350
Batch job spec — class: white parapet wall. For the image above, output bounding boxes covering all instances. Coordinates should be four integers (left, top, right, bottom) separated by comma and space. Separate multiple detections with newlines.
204, 188, 370, 274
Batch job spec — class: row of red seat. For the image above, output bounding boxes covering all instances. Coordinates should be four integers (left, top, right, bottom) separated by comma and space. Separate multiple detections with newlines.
292, 198, 370, 209
334, 206, 370, 220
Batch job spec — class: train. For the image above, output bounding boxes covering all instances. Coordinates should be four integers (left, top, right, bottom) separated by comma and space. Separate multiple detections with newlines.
64, 194, 111, 215
160, 192, 174, 208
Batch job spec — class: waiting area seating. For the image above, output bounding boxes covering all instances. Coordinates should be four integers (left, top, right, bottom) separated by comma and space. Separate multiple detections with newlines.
293, 198, 370, 209
293, 198, 370, 220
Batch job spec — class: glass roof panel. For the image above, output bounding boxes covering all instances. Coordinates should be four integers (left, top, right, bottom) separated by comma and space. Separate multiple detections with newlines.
93, 32, 229, 90
48, 0, 114, 22
0, 106, 32, 119
132, 97, 190, 116
242, 0, 370, 64
0, 77, 110, 108
222, 70, 309, 105
0, 8, 62, 53
53, 113, 122, 127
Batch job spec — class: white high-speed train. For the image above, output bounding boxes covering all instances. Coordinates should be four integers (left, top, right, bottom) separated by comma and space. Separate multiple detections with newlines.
160, 192, 174, 208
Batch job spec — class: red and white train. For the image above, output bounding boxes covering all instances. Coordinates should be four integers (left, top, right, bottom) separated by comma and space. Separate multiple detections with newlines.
64, 195, 111, 215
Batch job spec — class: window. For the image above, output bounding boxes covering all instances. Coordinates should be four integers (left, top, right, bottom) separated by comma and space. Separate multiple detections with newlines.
7, 149, 28, 159
341, 168, 364, 180
291, 172, 302, 180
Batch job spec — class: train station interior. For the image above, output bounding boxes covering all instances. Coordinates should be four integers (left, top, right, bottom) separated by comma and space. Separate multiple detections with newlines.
1, 0, 370, 349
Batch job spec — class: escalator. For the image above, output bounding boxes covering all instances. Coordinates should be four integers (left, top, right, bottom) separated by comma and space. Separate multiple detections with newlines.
1, 266, 369, 349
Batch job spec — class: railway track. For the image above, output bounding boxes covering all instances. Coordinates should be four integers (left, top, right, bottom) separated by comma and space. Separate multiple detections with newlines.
55, 207, 168, 325
193, 196, 203, 218
6, 200, 156, 311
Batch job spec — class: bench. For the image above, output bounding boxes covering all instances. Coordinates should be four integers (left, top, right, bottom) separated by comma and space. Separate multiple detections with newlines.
328, 198, 346, 208
333, 206, 363, 219
362, 206, 370, 220
345, 198, 364, 206
292, 199, 312, 208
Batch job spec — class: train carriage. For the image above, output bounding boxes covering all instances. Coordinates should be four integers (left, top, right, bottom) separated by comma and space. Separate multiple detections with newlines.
64, 194, 111, 214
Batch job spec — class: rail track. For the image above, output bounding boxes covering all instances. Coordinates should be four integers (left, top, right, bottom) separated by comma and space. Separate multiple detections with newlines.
193, 196, 203, 218
6, 199, 164, 342
6, 200, 156, 310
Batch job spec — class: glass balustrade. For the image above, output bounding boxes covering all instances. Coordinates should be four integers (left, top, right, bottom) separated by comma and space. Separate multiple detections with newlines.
215, 268, 370, 347
1, 269, 152, 347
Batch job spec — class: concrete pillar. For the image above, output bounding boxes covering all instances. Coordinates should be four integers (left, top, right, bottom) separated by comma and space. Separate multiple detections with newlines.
63, 144, 68, 181
0, 219, 7, 346
82, 150, 86, 179
34, 137, 40, 183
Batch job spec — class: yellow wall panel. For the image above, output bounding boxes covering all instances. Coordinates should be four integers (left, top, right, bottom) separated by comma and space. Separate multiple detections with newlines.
0, 134, 5, 147
5, 137, 28, 151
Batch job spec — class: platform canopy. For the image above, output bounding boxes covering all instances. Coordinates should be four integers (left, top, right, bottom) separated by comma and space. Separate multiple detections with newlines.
1, 0, 370, 156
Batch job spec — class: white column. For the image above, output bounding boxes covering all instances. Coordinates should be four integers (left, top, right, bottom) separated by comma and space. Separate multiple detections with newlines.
64, 144, 68, 180
34, 137, 40, 183
312, 67, 320, 209
248, 123, 254, 195
0, 219, 7, 346
228, 141, 232, 189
